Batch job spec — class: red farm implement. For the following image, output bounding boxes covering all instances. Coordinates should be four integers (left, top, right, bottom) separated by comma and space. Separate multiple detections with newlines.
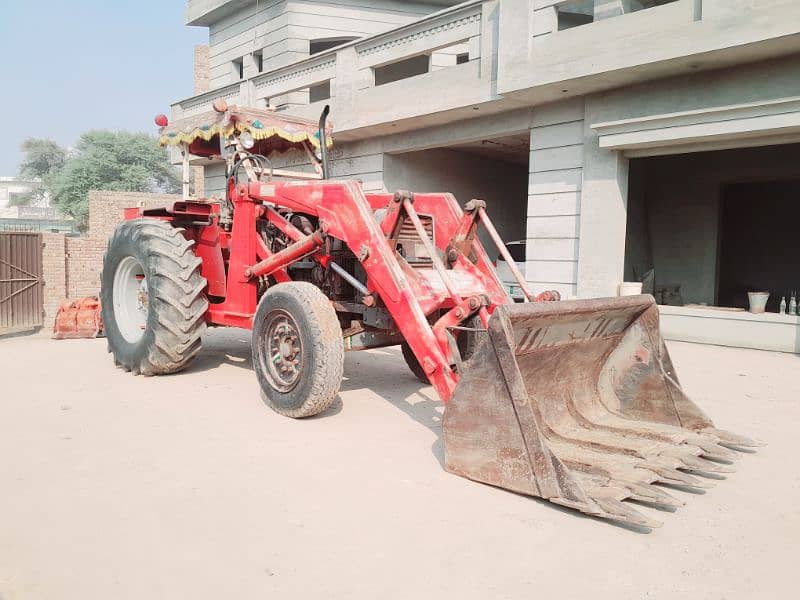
100, 103, 758, 529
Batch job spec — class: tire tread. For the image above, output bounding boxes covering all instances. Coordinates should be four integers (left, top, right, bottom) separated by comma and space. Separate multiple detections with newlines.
101, 219, 208, 376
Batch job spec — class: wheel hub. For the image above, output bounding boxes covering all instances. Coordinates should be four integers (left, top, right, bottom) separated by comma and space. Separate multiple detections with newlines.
112, 256, 148, 343
136, 278, 149, 313
263, 312, 303, 391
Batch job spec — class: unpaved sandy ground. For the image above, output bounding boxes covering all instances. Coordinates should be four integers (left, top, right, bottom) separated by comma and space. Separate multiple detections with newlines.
0, 329, 797, 599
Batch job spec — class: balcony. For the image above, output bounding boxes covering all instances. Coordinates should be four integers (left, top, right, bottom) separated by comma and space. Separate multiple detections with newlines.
171, 0, 800, 141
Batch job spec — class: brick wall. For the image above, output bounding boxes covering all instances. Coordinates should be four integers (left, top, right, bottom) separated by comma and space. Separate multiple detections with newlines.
85, 190, 177, 244
193, 44, 210, 198
194, 45, 210, 94
65, 237, 107, 299
41, 233, 67, 329
40, 190, 181, 329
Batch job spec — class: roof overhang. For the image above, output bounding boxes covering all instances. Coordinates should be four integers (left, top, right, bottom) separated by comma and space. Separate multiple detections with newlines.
591, 96, 800, 157
186, 0, 252, 27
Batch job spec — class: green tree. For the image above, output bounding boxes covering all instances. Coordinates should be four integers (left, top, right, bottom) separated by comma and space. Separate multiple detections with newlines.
14, 138, 68, 206
48, 131, 180, 226
19, 138, 67, 180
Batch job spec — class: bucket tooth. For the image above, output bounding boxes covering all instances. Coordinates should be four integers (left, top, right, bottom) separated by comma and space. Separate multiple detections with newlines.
642, 462, 714, 489
575, 470, 684, 509
622, 481, 685, 508
590, 496, 663, 529
704, 427, 765, 448
677, 454, 735, 474
442, 296, 758, 529
551, 493, 660, 529
692, 438, 739, 462
655, 445, 734, 473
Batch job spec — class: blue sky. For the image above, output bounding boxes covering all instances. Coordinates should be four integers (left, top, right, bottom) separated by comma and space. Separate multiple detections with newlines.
0, 1, 207, 174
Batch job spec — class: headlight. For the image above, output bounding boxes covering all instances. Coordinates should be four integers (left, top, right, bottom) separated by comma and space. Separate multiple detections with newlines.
240, 131, 255, 150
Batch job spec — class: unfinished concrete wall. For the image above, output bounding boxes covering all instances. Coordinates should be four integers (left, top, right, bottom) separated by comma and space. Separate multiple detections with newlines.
208, 0, 288, 87
625, 143, 800, 305
202, 137, 386, 199
203, 163, 227, 199
327, 140, 386, 193
527, 99, 585, 298
578, 55, 800, 299
207, 0, 454, 88
384, 148, 528, 250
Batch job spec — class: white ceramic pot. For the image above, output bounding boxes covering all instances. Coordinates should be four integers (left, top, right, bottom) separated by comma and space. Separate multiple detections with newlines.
747, 291, 770, 314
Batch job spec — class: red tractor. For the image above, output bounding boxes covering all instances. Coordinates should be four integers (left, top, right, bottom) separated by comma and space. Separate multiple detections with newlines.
100, 104, 756, 528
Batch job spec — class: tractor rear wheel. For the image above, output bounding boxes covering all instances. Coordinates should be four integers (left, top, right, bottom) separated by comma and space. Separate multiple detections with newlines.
252, 282, 344, 418
401, 316, 481, 384
101, 219, 208, 375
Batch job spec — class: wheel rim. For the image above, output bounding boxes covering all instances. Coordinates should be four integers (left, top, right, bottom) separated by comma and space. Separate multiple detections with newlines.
259, 310, 304, 393
113, 256, 148, 343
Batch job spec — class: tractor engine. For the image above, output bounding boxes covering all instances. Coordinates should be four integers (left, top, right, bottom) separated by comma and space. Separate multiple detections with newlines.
259, 211, 365, 305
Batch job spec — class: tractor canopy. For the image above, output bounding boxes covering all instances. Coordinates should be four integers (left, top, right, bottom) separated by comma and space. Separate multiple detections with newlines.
157, 105, 333, 158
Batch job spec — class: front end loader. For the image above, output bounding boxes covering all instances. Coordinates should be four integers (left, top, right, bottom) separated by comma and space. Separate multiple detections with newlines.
100, 103, 758, 528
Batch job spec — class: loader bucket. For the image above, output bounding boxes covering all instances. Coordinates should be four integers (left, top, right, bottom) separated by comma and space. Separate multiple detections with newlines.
442, 295, 758, 528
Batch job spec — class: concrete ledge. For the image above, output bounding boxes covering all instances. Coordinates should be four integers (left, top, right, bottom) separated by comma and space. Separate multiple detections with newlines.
592, 96, 800, 155
659, 305, 800, 353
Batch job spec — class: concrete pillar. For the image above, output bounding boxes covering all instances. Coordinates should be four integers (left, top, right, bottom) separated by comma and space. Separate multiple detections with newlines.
479, 0, 499, 82
331, 46, 361, 128
243, 52, 261, 79
577, 97, 629, 298
497, 0, 531, 87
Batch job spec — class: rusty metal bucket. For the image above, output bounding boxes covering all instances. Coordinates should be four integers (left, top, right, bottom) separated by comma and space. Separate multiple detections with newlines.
443, 295, 758, 528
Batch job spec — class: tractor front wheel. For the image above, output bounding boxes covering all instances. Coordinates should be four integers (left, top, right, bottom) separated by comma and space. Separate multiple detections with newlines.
101, 219, 208, 375
252, 282, 344, 418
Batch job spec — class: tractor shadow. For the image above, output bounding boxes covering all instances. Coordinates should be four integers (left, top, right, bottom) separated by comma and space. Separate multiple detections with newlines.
185, 327, 254, 374
340, 347, 446, 466
188, 329, 445, 463
184, 331, 663, 531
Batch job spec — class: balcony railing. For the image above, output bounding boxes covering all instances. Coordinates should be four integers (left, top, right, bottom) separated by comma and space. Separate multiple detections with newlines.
172, 0, 487, 126
172, 0, 800, 133
172, 81, 244, 119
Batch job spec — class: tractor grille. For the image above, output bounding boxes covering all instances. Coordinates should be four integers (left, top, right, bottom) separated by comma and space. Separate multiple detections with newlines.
397, 214, 435, 268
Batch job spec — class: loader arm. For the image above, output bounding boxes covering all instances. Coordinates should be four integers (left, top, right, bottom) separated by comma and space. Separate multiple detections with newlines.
251, 179, 511, 402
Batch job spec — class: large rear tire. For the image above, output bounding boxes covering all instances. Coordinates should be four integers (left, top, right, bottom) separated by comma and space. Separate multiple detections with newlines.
100, 219, 208, 375
252, 282, 344, 418
401, 316, 481, 383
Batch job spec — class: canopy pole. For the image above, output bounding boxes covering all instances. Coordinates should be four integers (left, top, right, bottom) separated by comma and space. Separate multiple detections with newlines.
181, 144, 191, 200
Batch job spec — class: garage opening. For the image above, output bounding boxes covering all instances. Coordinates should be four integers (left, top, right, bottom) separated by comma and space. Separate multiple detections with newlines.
718, 180, 800, 312
624, 143, 800, 313
383, 133, 530, 296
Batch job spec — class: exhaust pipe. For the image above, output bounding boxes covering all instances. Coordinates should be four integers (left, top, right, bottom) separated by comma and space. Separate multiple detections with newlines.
318, 105, 330, 179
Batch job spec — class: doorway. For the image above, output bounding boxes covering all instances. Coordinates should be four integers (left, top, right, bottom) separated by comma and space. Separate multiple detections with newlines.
718, 180, 800, 312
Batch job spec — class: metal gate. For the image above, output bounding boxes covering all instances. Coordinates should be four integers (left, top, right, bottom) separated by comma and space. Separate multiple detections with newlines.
0, 232, 44, 335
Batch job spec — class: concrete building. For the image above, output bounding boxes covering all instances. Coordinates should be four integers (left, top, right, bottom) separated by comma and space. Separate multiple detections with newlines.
0, 177, 42, 211
0, 177, 75, 233
174, 0, 800, 352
